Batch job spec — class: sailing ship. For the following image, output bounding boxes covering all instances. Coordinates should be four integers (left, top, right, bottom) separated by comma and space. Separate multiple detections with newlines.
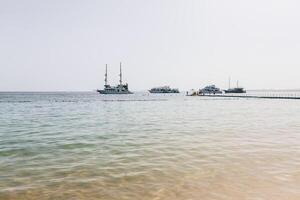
224, 78, 246, 94
97, 63, 133, 94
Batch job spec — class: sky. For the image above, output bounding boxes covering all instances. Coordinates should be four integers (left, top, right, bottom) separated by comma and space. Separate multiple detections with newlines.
1, 0, 300, 91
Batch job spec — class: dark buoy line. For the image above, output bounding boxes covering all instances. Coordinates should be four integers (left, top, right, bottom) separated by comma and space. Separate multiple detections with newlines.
190, 94, 300, 100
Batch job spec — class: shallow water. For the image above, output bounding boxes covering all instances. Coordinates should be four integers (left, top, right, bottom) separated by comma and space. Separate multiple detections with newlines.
1, 92, 300, 200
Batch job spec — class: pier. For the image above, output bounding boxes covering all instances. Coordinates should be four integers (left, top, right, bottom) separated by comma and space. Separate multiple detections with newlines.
195, 93, 300, 100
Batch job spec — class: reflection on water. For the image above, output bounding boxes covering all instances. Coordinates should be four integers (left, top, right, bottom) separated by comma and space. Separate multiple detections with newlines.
1, 92, 300, 200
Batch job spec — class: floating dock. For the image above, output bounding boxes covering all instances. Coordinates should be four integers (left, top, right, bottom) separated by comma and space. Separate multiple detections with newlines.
194, 94, 300, 100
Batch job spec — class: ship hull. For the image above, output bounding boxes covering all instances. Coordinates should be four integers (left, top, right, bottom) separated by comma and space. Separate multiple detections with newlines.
97, 90, 133, 94
149, 91, 180, 94
224, 90, 246, 94
200, 91, 223, 95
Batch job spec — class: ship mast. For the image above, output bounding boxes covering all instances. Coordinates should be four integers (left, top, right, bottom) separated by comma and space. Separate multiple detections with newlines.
228, 76, 231, 89
105, 64, 108, 86
119, 62, 123, 85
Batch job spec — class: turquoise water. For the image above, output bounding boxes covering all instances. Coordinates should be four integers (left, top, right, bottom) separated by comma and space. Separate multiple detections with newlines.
1, 92, 300, 200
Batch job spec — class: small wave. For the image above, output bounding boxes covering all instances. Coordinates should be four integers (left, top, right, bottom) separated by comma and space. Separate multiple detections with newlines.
0, 100, 32, 103
102, 99, 168, 102
59, 143, 95, 150
52, 100, 79, 103
0, 148, 36, 157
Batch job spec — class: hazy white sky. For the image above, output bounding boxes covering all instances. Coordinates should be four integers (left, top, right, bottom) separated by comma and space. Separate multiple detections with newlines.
1, 0, 300, 91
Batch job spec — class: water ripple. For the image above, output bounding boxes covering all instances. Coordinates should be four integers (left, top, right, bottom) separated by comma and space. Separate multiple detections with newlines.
1, 92, 300, 199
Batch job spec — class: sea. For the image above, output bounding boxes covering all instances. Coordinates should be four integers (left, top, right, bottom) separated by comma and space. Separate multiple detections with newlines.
1, 91, 300, 200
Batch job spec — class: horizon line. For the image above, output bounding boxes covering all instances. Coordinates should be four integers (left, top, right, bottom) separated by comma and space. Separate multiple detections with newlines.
1, 88, 300, 93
